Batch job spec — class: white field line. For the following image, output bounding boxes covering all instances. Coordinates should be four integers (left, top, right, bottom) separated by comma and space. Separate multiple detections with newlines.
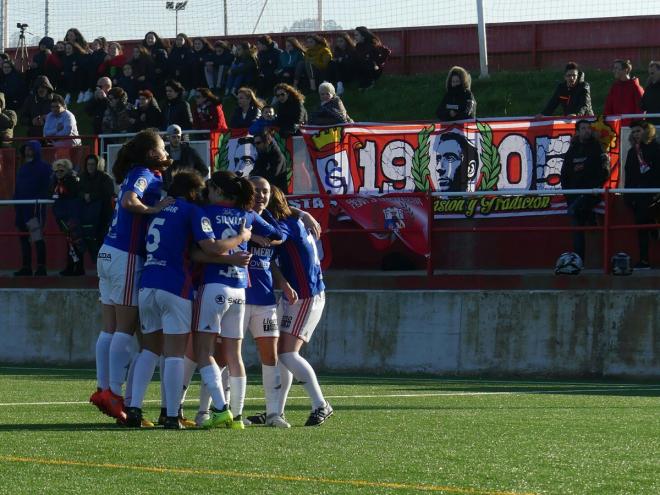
1, 387, 659, 407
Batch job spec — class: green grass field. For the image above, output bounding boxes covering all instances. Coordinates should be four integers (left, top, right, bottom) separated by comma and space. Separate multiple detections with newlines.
0, 367, 658, 495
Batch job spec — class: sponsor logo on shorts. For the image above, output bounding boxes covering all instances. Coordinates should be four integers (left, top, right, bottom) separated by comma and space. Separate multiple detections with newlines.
263, 318, 278, 333
201, 217, 213, 234
134, 177, 148, 193
98, 252, 112, 260
228, 297, 244, 305
281, 315, 293, 329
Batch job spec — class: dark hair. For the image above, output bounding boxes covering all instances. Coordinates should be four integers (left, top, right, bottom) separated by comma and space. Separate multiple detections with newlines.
65, 28, 88, 50
214, 40, 231, 51
80, 153, 106, 178
208, 171, 255, 210
565, 61, 579, 72
614, 59, 632, 72
355, 26, 382, 47
168, 169, 205, 201
257, 35, 274, 48
575, 119, 592, 131
237, 41, 258, 65
273, 82, 305, 104
267, 185, 293, 220
108, 87, 128, 104
285, 37, 306, 55
446, 66, 471, 91
193, 37, 213, 52
630, 120, 657, 144
196, 87, 222, 105
112, 129, 162, 184
65, 41, 85, 56
51, 94, 65, 106
93, 37, 108, 51
143, 31, 170, 51
175, 33, 192, 48
334, 33, 356, 53
307, 34, 329, 49
165, 79, 185, 95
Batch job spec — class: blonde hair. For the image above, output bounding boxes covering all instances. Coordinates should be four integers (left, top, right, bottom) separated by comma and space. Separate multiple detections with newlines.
52, 158, 73, 171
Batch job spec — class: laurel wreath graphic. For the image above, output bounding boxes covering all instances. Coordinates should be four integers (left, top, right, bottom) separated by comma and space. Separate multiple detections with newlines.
476, 121, 501, 191
411, 124, 435, 191
215, 132, 230, 171
273, 132, 293, 187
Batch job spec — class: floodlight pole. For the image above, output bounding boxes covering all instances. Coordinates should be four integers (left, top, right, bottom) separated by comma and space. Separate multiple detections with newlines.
223, 0, 228, 35
476, 0, 489, 78
45, 0, 50, 36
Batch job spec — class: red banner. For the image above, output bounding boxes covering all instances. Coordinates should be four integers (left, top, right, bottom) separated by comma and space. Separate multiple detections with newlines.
286, 196, 332, 270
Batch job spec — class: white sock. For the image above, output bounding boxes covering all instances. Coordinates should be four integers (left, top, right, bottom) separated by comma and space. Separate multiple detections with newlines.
229, 375, 246, 418
279, 352, 325, 410
95, 332, 113, 389
109, 332, 134, 396
199, 364, 226, 410
129, 350, 159, 408
159, 355, 166, 408
221, 366, 231, 404
180, 357, 197, 405
277, 359, 294, 416
199, 381, 212, 412
262, 364, 280, 416
164, 357, 184, 417
124, 352, 138, 405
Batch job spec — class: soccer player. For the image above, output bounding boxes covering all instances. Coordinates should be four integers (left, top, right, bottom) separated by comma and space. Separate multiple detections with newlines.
267, 186, 333, 426
90, 129, 174, 422
125, 170, 250, 429
193, 171, 282, 429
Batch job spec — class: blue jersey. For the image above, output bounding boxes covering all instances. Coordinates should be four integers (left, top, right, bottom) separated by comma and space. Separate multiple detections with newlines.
140, 199, 215, 299
201, 204, 282, 288
245, 209, 278, 306
104, 167, 163, 255
275, 216, 324, 299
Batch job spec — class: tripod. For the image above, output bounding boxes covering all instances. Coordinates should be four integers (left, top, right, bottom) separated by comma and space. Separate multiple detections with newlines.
14, 25, 30, 73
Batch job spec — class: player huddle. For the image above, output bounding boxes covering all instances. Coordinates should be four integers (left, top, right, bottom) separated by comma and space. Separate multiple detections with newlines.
89, 129, 332, 429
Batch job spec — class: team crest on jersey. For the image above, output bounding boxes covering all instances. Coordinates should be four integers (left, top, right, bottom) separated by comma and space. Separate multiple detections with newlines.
134, 177, 148, 193
215, 295, 225, 304
201, 217, 213, 234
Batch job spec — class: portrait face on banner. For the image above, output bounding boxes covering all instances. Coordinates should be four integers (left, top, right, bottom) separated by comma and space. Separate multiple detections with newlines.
429, 130, 478, 192
228, 136, 257, 177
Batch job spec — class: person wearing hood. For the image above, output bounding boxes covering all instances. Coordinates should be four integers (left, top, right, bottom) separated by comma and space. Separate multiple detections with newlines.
162, 79, 193, 130
603, 59, 644, 116
0, 91, 17, 147
435, 66, 476, 121
20, 75, 54, 137
43, 94, 81, 147
13, 141, 52, 276
539, 62, 593, 117
641, 61, 660, 126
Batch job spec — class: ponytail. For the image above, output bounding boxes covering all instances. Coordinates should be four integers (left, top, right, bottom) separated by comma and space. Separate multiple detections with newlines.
208, 171, 255, 210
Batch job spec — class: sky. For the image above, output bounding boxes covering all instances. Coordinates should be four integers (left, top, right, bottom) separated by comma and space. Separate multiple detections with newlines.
5, 0, 660, 47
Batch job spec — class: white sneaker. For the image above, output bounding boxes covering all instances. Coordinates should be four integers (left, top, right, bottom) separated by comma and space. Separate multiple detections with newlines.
337, 81, 344, 96
83, 89, 93, 102
266, 413, 291, 428
195, 410, 210, 427
64, 93, 72, 106
76, 92, 85, 104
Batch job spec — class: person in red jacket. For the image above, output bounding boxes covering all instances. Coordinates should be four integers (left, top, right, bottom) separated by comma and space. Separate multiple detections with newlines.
603, 59, 644, 117
193, 87, 228, 133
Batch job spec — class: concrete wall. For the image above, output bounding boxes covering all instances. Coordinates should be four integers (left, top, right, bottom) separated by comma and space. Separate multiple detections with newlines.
1, 289, 659, 378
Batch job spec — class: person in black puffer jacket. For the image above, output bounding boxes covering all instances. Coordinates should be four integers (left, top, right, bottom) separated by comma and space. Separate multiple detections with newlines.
641, 61, 660, 126
78, 154, 115, 262
272, 83, 307, 138
51, 158, 85, 276
560, 119, 610, 263
624, 120, 660, 268
162, 79, 193, 130
435, 66, 476, 121
539, 61, 593, 118
21, 76, 54, 138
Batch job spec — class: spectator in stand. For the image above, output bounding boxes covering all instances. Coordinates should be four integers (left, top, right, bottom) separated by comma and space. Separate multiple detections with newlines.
191, 38, 213, 91
256, 35, 282, 98
624, 120, 660, 269
64, 28, 88, 51
44, 94, 81, 147
309, 81, 352, 125
193, 87, 228, 132
641, 61, 660, 126
45, 41, 65, 91
168, 33, 195, 91
99, 42, 128, 84
142, 31, 170, 97
302, 35, 332, 92
86, 37, 108, 100
327, 33, 356, 96
248, 105, 276, 135
0, 91, 17, 147
162, 79, 193, 130
20, 76, 54, 138
13, 141, 52, 277
61, 42, 85, 105
0, 59, 27, 111
26, 37, 54, 88
51, 158, 85, 276
129, 89, 163, 132
538, 62, 593, 118
64, 29, 92, 103
116, 64, 139, 103
130, 46, 155, 91
435, 66, 477, 121
560, 120, 609, 263
85, 76, 112, 134
272, 82, 307, 138
603, 59, 644, 116
78, 154, 115, 261
101, 87, 134, 134
225, 42, 259, 97
354, 26, 391, 90
205, 40, 235, 94
229, 87, 263, 129
277, 37, 305, 87
163, 124, 209, 188
143, 31, 170, 54
252, 129, 288, 192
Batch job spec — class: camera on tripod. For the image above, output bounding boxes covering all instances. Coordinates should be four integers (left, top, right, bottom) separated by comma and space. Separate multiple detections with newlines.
17, 23, 28, 30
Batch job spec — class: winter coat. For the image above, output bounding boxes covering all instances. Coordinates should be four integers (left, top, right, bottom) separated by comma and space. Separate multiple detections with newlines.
102, 102, 134, 133
305, 45, 332, 71
19, 76, 54, 137
51, 172, 81, 222
277, 49, 304, 74
273, 97, 307, 137
85, 95, 109, 134
116, 75, 139, 103
309, 96, 352, 125
99, 54, 128, 80
168, 46, 196, 87
191, 47, 212, 88
560, 136, 609, 205
79, 169, 115, 233
229, 105, 261, 129
541, 71, 593, 116
603, 77, 644, 115
0, 92, 17, 146
194, 101, 228, 133
641, 80, 660, 125
131, 100, 163, 132
624, 140, 660, 207
258, 46, 283, 79
436, 87, 477, 121
252, 141, 288, 192
14, 141, 52, 227
162, 96, 193, 130
0, 67, 27, 111
163, 142, 209, 188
